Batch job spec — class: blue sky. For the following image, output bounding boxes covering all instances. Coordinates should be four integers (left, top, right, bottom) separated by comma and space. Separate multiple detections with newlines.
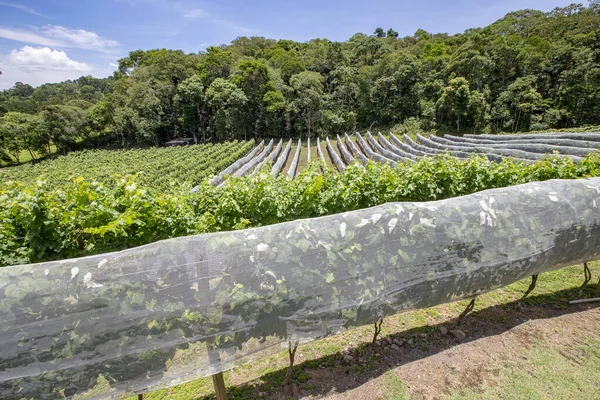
0, 0, 579, 89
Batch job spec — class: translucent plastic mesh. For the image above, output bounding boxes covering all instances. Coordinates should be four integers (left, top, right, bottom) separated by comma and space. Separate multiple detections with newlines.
2, 177, 600, 399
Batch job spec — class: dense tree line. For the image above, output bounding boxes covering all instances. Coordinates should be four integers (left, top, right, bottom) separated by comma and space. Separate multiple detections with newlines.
1, 2, 600, 161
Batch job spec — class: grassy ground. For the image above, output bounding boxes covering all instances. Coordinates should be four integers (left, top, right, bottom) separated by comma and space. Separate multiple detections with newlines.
0, 144, 57, 167
281, 138, 337, 175
128, 262, 600, 400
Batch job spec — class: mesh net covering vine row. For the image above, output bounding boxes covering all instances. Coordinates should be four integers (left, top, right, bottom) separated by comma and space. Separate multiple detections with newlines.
2, 177, 600, 399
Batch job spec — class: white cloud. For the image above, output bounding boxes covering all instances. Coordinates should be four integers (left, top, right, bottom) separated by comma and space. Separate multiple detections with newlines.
0, 46, 97, 89
183, 9, 205, 19
178, 5, 251, 34
40, 25, 120, 52
0, 1, 49, 18
0, 27, 63, 47
0, 25, 120, 52
9, 46, 92, 71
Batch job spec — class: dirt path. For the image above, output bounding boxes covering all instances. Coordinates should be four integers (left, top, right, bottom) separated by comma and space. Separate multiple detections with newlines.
325, 306, 600, 400
296, 142, 314, 173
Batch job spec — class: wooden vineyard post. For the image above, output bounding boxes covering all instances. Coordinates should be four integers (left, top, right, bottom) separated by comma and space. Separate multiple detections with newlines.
596, 277, 600, 296
207, 348, 227, 400
212, 372, 227, 400
196, 248, 228, 400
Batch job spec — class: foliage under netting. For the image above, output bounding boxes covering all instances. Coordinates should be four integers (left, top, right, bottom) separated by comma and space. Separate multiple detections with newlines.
3, 153, 600, 267
0, 140, 254, 192
1, 176, 600, 399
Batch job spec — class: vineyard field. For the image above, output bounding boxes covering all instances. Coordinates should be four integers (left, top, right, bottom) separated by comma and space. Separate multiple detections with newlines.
3, 131, 600, 267
213, 131, 600, 185
2, 131, 600, 399
0, 140, 254, 192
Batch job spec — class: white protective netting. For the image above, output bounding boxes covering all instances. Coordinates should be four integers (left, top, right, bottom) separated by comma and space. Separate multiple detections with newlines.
1, 177, 600, 398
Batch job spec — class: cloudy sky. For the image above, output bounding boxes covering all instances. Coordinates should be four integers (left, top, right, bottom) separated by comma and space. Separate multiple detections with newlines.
0, 0, 578, 89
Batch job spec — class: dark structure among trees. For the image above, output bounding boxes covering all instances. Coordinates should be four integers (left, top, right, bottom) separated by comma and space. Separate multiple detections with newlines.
165, 137, 194, 146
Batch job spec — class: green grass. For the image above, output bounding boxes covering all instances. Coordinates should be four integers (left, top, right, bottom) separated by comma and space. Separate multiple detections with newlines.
0, 144, 57, 167
281, 137, 337, 174
381, 371, 411, 400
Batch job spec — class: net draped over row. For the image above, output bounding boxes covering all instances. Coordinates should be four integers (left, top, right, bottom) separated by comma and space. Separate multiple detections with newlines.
1, 177, 600, 399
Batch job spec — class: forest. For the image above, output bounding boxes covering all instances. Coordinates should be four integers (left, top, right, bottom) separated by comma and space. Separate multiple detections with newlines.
1, 2, 600, 162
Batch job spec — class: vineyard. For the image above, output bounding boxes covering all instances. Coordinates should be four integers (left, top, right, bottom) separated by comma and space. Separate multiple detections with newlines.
1, 132, 600, 399
1, 174, 600, 399
5, 132, 600, 195
3, 132, 600, 267
0, 140, 254, 192
212, 132, 600, 186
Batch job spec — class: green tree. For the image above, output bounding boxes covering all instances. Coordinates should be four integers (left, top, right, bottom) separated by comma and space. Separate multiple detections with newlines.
205, 78, 248, 140
176, 75, 206, 143
111, 70, 164, 146
374, 27, 386, 38
263, 89, 286, 137
369, 53, 420, 125
350, 35, 388, 66
467, 89, 491, 133
126, 81, 163, 146
387, 28, 399, 38
86, 95, 116, 137
200, 46, 235, 80
0, 112, 30, 163
554, 47, 600, 125
288, 71, 325, 138
231, 59, 275, 139
436, 77, 472, 131
268, 48, 305, 82
493, 76, 544, 131
40, 105, 86, 155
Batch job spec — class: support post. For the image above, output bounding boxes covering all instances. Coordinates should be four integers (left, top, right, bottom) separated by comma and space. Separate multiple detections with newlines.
137, 394, 143, 400
196, 248, 228, 400
458, 298, 476, 321
596, 277, 600, 296
579, 262, 592, 297
521, 274, 538, 299
372, 318, 383, 343
283, 340, 299, 387
212, 372, 227, 400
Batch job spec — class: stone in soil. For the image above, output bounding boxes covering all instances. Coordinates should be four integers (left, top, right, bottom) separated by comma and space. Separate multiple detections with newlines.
450, 329, 466, 340
440, 326, 448, 335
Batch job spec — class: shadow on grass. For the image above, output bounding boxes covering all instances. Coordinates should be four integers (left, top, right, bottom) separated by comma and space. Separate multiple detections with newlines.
200, 283, 599, 400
